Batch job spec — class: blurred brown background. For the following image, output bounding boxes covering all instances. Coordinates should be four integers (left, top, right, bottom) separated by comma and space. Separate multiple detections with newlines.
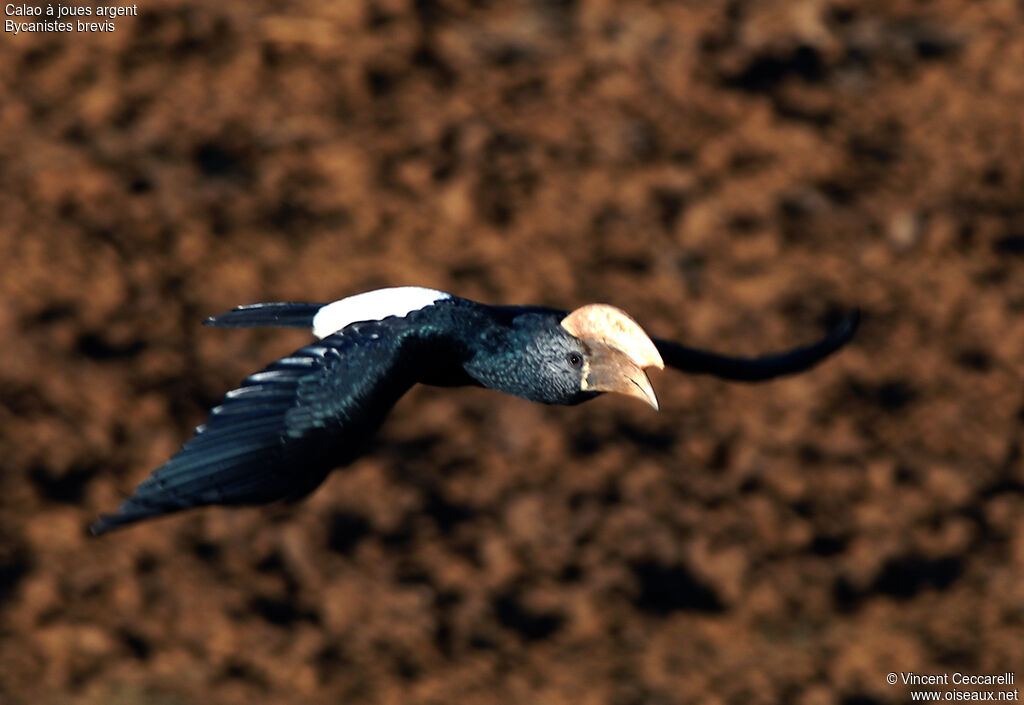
1, 1, 1023, 703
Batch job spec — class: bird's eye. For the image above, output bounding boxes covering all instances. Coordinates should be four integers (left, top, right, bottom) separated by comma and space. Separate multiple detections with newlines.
566, 352, 583, 369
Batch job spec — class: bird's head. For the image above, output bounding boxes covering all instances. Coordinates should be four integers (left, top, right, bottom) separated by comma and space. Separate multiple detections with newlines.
466, 304, 663, 409
558, 304, 664, 409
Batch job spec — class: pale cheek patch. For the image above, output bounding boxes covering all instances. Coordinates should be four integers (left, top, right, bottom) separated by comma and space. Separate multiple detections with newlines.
312, 287, 452, 338
579, 358, 592, 391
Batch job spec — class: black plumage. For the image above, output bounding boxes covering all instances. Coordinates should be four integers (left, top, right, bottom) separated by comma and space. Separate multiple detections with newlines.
91, 290, 857, 534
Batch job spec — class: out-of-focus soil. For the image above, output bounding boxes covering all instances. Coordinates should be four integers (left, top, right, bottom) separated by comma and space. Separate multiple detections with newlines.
1, 1, 1023, 703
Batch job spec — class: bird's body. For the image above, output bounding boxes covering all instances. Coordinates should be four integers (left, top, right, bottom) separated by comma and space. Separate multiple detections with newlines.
92, 287, 858, 534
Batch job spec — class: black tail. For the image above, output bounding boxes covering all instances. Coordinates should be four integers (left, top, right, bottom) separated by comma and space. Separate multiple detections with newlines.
654, 310, 859, 382
204, 302, 324, 330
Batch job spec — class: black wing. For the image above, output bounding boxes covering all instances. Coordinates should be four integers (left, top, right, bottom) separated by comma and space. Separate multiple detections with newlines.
654, 311, 859, 381
91, 317, 433, 534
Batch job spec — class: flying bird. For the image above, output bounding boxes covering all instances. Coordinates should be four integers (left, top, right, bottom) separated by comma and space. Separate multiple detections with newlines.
91, 287, 858, 534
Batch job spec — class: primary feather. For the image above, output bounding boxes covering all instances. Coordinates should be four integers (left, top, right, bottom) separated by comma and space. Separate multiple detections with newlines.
92, 312, 449, 534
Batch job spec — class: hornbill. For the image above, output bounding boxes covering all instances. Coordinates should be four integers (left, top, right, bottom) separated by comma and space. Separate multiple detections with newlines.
91, 287, 858, 534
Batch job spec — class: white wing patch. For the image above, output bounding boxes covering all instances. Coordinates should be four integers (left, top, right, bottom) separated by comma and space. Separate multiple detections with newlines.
312, 287, 452, 339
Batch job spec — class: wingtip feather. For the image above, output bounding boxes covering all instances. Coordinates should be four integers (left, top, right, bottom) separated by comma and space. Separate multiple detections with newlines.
89, 512, 139, 536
